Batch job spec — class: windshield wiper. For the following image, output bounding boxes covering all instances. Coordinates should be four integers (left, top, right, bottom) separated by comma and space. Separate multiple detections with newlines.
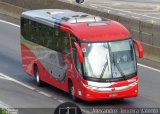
99, 54, 109, 80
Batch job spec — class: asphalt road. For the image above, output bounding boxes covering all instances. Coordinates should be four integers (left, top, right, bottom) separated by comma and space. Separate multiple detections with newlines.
1, 13, 160, 114
62, 0, 160, 24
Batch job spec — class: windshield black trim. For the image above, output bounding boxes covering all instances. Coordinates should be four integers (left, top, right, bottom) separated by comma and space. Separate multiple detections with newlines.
83, 72, 137, 82
79, 37, 132, 43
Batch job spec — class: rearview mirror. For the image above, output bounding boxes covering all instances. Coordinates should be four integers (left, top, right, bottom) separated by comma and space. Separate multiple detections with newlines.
133, 39, 143, 58
74, 42, 84, 63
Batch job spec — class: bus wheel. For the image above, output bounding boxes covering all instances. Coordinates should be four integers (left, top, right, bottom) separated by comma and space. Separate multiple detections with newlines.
68, 81, 79, 102
34, 66, 43, 87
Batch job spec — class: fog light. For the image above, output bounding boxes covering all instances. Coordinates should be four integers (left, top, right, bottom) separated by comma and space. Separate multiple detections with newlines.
86, 94, 90, 97
135, 90, 138, 93
78, 90, 82, 96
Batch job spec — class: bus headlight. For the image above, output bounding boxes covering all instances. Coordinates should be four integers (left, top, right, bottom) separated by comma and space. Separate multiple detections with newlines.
82, 81, 113, 92
128, 81, 138, 87
82, 81, 98, 90
82, 81, 138, 92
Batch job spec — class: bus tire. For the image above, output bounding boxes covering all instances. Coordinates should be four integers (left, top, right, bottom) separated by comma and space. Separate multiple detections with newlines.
34, 66, 44, 87
68, 81, 79, 102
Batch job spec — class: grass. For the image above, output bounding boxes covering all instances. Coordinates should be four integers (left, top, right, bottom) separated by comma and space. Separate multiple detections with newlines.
0, 108, 7, 114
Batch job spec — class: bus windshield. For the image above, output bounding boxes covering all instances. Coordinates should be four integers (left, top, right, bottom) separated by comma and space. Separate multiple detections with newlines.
82, 39, 137, 81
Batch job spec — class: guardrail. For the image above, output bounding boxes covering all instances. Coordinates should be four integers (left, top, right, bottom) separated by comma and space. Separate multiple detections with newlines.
0, 0, 160, 62
1, 0, 160, 47
108, 15, 160, 47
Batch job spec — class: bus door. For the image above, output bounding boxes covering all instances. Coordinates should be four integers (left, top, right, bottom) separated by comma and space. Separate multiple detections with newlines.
69, 34, 82, 91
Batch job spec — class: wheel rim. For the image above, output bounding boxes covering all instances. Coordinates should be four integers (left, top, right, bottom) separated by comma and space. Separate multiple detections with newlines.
71, 85, 74, 96
36, 72, 40, 83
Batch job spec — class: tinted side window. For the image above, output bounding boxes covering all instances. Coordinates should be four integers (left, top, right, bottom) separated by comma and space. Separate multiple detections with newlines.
39, 23, 50, 46
47, 25, 70, 53
21, 18, 70, 54
30, 20, 36, 42
44, 25, 54, 50
21, 17, 25, 36
21, 17, 29, 39
37, 23, 44, 46
56, 28, 70, 53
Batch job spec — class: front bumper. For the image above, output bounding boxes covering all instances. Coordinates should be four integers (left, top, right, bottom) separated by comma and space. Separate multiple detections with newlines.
79, 84, 138, 101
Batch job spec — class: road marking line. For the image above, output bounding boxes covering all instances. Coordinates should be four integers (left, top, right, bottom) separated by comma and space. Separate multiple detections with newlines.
138, 63, 160, 73
123, 9, 157, 12
132, 16, 140, 19
112, 3, 121, 6
0, 100, 12, 109
38, 91, 53, 98
0, 73, 35, 90
0, 76, 11, 80
90, 5, 98, 9
118, 13, 126, 16
57, 100, 64, 103
0, 19, 20, 27
142, 12, 160, 14
0, 73, 68, 105
0, 73, 55, 98
88, 1, 110, 4
90, 3, 160, 20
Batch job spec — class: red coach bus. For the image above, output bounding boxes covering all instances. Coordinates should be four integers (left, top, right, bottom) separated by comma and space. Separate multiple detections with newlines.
20, 9, 143, 101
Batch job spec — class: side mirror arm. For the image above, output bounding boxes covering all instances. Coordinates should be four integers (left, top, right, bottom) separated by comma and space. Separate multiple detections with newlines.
74, 42, 84, 63
133, 39, 143, 58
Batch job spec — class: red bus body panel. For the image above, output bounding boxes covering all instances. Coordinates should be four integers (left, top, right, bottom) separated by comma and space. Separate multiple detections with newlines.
61, 20, 131, 42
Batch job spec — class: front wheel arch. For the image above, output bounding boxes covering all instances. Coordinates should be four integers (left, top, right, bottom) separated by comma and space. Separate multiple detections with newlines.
68, 79, 79, 101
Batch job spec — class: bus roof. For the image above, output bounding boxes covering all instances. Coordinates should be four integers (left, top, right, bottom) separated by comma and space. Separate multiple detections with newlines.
22, 9, 131, 42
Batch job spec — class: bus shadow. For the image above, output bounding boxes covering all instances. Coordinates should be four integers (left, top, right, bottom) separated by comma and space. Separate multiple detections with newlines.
40, 82, 71, 99
79, 99, 133, 107
38, 82, 133, 107
25, 76, 133, 108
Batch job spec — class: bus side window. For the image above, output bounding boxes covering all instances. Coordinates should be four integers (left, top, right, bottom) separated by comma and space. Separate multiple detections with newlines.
29, 20, 34, 42
34, 22, 39, 43
46, 26, 55, 49
21, 17, 25, 37
45, 25, 55, 50
52, 26, 70, 54
46, 26, 52, 46
27, 20, 33, 42
26, 20, 38, 44
64, 33, 70, 55
21, 18, 29, 40
37, 23, 43, 46
60, 32, 70, 55
42, 24, 47, 46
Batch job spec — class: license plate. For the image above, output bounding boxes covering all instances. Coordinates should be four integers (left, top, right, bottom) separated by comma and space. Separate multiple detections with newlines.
109, 93, 118, 97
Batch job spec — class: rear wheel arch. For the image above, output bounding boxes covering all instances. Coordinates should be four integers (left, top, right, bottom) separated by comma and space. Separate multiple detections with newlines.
33, 63, 38, 77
